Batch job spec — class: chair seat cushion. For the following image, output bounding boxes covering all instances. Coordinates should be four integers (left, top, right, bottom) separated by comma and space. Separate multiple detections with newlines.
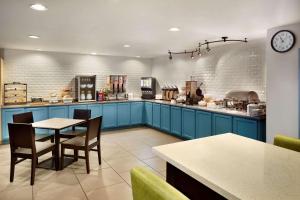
15, 141, 55, 155
274, 134, 300, 152
60, 129, 86, 136
62, 136, 97, 147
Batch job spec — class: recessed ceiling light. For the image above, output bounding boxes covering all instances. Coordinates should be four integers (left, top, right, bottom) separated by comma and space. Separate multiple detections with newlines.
28, 35, 40, 39
91, 52, 97, 55
30, 3, 48, 11
36, 49, 41, 51
123, 44, 131, 48
135, 56, 141, 58
169, 27, 180, 32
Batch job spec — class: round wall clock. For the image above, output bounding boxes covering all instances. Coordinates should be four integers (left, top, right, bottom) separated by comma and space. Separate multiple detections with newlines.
271, 30, 296, 53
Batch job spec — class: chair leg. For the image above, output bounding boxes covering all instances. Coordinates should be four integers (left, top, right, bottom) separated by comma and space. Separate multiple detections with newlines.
85, 150, 90, 174
10, 156, 16, 182
31, 157, 36, 185
61, 146, 65, 170
74, 150, 78, 161
97, 144, 101, 165
51, 135, 54, 143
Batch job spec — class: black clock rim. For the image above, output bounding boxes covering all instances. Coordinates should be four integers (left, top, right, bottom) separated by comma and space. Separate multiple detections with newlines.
271, 30, 296, 53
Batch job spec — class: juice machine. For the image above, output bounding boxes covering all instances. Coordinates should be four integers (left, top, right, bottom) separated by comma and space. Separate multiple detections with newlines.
141, 77, 156, 99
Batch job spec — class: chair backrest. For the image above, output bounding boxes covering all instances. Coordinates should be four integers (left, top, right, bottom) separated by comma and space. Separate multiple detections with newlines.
8, 123, 36, 152
274, 134, 300, 152
85, 116, 102, 145
130, 167, 189, 200
13, 112, 34, 123
73, 109, 91, 130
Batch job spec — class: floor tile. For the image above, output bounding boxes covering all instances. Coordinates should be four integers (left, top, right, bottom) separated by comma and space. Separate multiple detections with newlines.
87, 183, 133, 200
76, 168, 124, 192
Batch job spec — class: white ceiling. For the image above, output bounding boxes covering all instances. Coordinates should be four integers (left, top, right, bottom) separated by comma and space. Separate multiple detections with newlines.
0, 0, 299, 58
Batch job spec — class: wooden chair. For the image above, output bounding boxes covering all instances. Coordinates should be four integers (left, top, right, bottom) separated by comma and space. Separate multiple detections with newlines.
13, 112, 54, 142
8, 123, 56, 185
61, 116, 102, 173
60, 109, 91, 139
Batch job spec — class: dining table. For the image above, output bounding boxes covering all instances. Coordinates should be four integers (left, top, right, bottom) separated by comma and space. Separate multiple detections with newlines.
153, 133, 300, 200
32, 118, 85, 170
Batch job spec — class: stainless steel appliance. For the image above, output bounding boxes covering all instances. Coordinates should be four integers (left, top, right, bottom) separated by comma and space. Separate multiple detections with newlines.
223, 90, 261, 111
107, 75, 127, 100
162, 86, 178, 101
141, 77, 156, 99
75, 75, 96, 102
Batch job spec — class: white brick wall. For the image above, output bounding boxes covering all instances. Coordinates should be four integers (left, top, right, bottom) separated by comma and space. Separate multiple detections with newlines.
3, 49, 153, 99
152, 39, 266, 101
3, 39, 266, 101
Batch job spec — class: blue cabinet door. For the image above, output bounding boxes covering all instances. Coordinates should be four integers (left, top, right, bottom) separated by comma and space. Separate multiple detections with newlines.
161, 105, 170, 132
233, 117, 258, 140
182, 108, 196, 139
117, 103, 131, 126
2, 108, 25, 140
103, 103, 117, 128
196, 111, 212, 138
170, 106, 182, 137
131, 102, 144, 125
144, 102, 153, 126
49, 106, 68, 118
68, 104, 88, 118
88, 104, 103, 118
152, 103, 161, 129
25, 107, 49, 134
213, 114, 232, 135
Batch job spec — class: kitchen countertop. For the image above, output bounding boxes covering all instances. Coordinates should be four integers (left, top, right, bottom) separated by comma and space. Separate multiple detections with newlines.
1, 99, 265, 120
153, 133, 300, 200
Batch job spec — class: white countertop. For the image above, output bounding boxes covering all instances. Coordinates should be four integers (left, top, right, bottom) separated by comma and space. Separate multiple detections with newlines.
153, 133, 300, 200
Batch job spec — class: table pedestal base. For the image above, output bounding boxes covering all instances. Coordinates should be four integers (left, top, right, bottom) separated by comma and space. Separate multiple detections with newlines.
38, 157, 74, 170
166, 162, 226, 200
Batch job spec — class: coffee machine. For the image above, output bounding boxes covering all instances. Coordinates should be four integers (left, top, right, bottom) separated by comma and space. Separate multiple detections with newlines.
141, 77, 156, 99
185, 81, 203, 105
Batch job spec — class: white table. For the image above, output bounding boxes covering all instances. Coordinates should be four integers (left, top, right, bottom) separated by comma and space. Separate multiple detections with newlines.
32, 118, 85, 170
153, 133, 300, 200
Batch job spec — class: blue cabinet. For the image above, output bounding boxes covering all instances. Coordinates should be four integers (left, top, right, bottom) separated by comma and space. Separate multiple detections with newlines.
68, 104, 88, 118
88, 104, 103, 118
103, 103, 117, 128
24, 107, 49, 134
117, 103, 131, 126
2, 108, 25, 140
49, 106, 68, 118
170, 106, 182, 137
182, 108, 196, 139
161, 105, 170, 132
233, 117, 258, 140
131, 102, 144, 125
144, 102, 153, 126
213, 114, 232, 135
196, 111, 212, 138
152, 103, 161, 129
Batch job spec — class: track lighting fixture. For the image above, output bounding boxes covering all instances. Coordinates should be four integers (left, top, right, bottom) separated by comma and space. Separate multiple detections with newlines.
168, 36, 247, 60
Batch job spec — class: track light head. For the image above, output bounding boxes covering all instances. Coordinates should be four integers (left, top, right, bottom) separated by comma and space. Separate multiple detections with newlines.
191, 52, 194, 59
168, 50, 172, 60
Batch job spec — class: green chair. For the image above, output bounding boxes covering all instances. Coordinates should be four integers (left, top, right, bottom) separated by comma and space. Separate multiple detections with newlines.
130, 167, 189, 200
273, 134, 300, 152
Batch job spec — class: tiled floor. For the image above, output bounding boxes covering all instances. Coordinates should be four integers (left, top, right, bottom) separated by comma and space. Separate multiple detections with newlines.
0, 127, 182, 200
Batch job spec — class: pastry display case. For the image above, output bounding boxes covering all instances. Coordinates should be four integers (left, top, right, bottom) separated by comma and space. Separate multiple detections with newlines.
4, 82, 27, 105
